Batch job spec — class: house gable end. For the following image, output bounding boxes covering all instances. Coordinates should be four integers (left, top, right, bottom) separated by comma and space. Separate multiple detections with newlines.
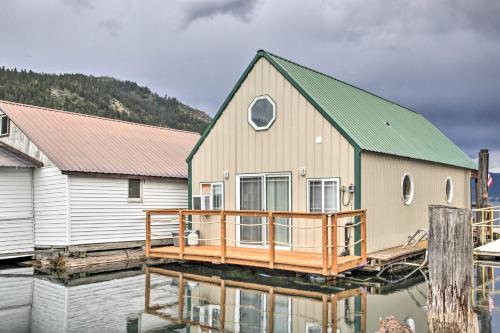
187, 51, 360, 163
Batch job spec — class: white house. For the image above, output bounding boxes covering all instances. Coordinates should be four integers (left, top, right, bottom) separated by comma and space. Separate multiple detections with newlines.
0, 100, 199, 258
0, 142, 42, 258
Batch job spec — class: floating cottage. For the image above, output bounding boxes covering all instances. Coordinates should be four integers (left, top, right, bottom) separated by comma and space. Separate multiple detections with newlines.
0, 101, 199, 258
147, 50, 476, 275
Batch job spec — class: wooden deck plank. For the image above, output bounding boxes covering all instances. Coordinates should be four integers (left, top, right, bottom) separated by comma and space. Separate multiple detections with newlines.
367, 240, 427, 261
150, 245, 361, 275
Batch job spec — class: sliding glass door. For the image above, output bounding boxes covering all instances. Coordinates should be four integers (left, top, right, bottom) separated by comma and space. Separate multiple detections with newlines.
237, 173, 291, 248
266, 176, 290, 246
239, 177, 263, 245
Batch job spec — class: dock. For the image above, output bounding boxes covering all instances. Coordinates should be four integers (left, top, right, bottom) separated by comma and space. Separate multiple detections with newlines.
364, 240, 428, 272
473, 205, 500, 259
145, 209, 367, 276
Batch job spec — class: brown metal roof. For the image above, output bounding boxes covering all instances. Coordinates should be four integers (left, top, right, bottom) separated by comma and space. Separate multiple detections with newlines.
0, 142, 43, 168
0, 101, 200, 178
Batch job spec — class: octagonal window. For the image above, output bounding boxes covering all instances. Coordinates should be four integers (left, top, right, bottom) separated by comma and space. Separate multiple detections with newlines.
248, 95, 276, 131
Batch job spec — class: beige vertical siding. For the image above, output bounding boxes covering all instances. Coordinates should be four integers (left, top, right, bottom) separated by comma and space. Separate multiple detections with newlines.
361, 151, 471, 253
191, 57, 355, 250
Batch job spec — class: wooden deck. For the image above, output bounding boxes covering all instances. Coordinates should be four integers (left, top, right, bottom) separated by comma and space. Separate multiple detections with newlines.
150, 245, 364, 275
363, 240, 428, 271
145, 209, 368, 276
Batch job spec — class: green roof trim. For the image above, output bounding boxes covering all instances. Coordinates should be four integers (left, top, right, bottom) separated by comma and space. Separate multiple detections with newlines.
188, 50, 476, 170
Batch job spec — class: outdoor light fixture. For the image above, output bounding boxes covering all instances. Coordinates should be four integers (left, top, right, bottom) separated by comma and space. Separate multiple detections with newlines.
299, 167, 306, 176
223, 170, 229, 179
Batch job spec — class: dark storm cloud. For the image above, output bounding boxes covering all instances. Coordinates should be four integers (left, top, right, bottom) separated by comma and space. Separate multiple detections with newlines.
180, 0, 260, 28
0, 0, 498, 167
99, 18, 122, 36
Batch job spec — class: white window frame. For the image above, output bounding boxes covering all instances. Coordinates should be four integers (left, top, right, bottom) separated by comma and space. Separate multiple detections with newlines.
306, 178, 341, 213
401, 173, 414, 205
445, 177, 454, 204
199, 182, 224, 210
248, 95, 276, 131
305, 322, 322, 333
235, 172, 292, 249
128, 178, 143, 202
0, 114, 9, 137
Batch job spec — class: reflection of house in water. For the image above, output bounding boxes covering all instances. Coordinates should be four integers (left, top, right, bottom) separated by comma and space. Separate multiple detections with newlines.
0, 267, 33, 333
0, 265, 430, 332
0, 268, 177, 333
145, 267, 367, 332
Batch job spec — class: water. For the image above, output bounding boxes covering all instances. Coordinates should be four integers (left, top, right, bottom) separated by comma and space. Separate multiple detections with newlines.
0, 262, 497, 333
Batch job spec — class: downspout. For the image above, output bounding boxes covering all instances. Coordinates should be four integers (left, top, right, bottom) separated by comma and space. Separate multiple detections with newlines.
31, 167, 35, 250
354, 147, 362, 256
187, 160, 192, 230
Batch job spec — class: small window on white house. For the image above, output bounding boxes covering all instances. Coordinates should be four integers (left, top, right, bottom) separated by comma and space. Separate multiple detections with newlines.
248, 95, 276, 131
0, 115, 9, 136
445, 177, 453, 203
307, 179, 340, 213
402, 173, 414, 205
128, 179, 142, 201
199, 182, 224, 210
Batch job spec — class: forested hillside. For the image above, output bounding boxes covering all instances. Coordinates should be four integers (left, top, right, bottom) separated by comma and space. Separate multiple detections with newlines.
0, 67, 211, 132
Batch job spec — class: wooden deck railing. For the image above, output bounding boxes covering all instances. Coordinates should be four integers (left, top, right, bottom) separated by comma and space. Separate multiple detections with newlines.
472, 205, 500, 246
145, 208, 367, 275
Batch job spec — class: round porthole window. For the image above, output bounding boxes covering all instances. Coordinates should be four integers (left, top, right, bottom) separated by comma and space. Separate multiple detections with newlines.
445, 177, 453, 203
248, 95, 276, 131
401, 173, 414, 205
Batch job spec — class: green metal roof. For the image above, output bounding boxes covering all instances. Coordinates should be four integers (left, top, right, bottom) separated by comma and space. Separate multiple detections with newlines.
188, 50, 476, 170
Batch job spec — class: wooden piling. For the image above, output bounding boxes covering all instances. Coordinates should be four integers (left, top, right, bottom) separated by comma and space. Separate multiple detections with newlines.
427, 206, 478, 332
477, 149, 490, 210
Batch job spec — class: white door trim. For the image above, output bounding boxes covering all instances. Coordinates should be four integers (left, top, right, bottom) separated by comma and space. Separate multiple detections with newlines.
236, 172, 292, 249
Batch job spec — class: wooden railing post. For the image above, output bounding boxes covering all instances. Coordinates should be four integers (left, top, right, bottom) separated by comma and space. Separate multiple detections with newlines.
145, 266, 151, 311
145, 211, 151, 257
220, 211, 226, 263
331, 294, 338, 333
178, 273, 185, 321
322, 294, 329, 333
322, 214, 328, 275
361, 210, 367, 263
331, 214, 338, 274
220, 280, 226, 331
268, 212, 275, 269
179, 211, 185, 259
267, 287, 275, 333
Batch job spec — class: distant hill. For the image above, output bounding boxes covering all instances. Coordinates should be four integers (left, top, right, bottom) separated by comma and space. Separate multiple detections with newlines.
0, 66, 211, 133
490, 173, 500, 203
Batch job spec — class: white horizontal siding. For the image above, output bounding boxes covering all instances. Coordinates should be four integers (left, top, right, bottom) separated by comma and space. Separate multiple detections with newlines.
0, 268, 34, 308
29, 273, 174, 333
0, 168, 34, 255
69, 176, 187, 245
31, 279, 68, 333
0, 267, 33, 333
34, 166, 69, 247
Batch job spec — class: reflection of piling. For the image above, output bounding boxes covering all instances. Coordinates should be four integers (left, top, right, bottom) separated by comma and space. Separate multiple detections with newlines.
427, 206, 478, 332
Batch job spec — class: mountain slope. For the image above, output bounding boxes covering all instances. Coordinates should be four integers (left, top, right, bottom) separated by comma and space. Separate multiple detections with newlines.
0, 66, 211, 133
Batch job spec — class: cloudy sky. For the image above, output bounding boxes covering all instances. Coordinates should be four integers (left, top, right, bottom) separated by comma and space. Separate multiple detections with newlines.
0, 0, 499, 170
